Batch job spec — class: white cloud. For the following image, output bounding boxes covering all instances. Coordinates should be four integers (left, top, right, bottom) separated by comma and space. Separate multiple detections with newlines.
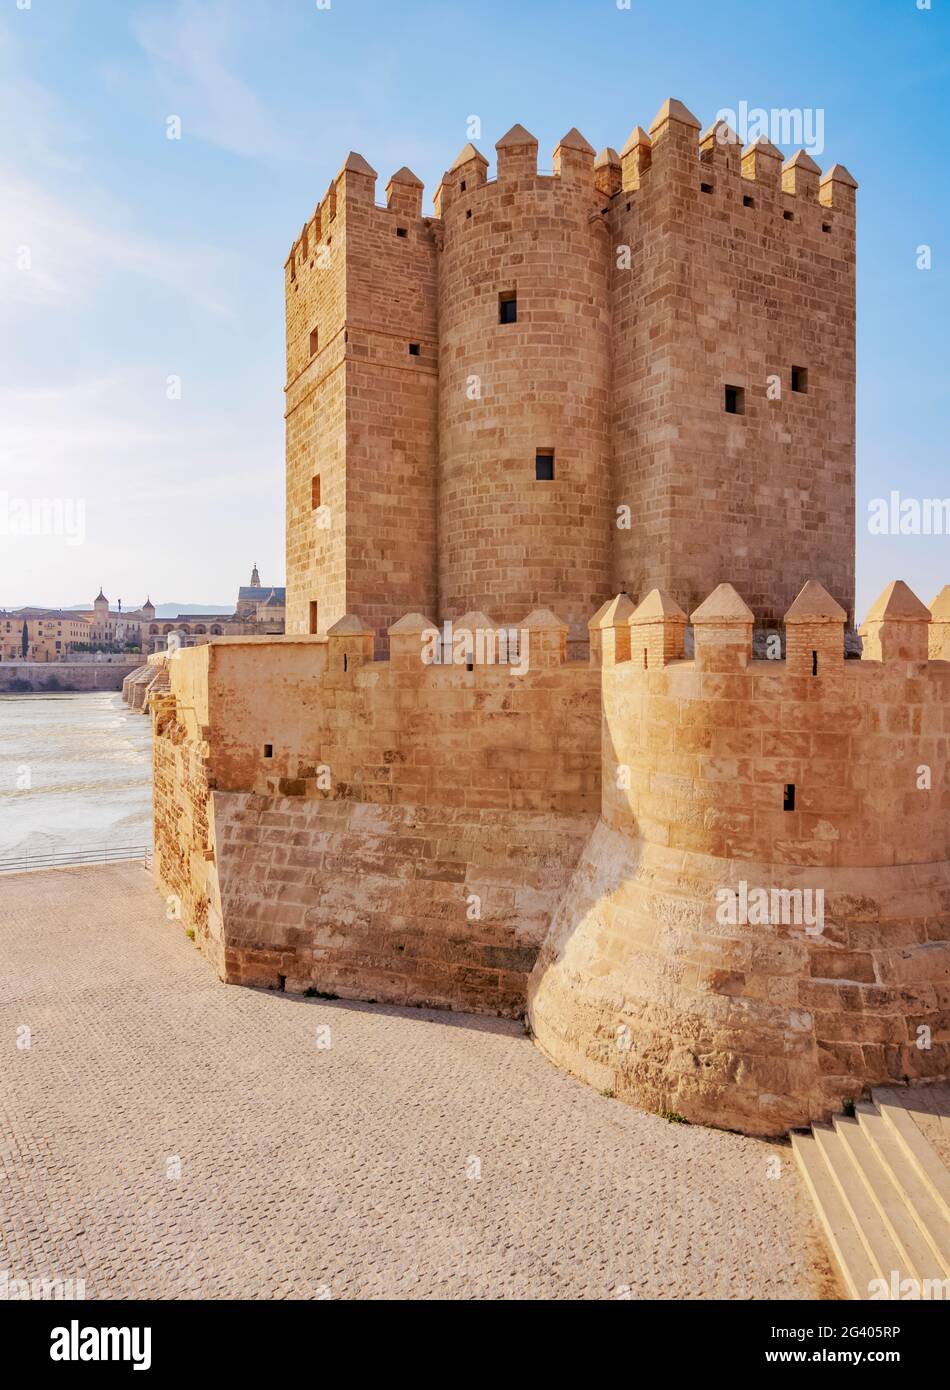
132, 0, 289, 162
0, 173, 239, 316
0, 370, 282, 606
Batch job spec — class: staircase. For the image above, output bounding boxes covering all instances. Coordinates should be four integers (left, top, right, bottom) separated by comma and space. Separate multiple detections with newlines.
792, 1087, 950, 1299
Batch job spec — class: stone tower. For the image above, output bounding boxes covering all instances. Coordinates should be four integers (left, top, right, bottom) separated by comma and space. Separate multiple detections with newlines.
284, 101, 856, 650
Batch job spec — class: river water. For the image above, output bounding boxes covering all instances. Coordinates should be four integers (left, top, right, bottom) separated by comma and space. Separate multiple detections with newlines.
0, 692, 152, 862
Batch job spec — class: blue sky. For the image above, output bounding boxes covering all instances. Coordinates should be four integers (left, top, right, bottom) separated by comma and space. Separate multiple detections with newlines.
0, 0, 946, 615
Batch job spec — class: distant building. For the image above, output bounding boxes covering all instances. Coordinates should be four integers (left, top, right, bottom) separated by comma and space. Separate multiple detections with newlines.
148, 567, 286, 651
72, 591, 157, 650
2, 566, 285, 661
0, 609, 93, 662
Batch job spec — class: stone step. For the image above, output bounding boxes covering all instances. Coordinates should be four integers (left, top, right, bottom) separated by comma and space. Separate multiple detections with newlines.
872, 1087, 950, 1224
790, 1130, 876, 1299
855, 1103, 950, 1277
793, 1090, 950, 1299
833, 1114, 948, 1281
811, 1123, 900, 1285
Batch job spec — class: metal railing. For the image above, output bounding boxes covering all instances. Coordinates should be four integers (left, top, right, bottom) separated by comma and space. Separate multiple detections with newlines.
0, 844, 153, 875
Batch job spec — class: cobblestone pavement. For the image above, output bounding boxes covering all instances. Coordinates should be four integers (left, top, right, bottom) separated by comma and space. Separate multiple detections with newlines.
0, 864, 837, 1300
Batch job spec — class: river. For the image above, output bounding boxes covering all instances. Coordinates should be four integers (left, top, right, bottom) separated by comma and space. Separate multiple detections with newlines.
0, 691, 152, 863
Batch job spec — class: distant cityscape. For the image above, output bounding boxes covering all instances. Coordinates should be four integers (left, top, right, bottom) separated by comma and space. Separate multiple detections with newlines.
0, 565, 285, 662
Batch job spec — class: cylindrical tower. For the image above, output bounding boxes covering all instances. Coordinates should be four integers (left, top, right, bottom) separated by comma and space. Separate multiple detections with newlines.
435, 126, 613, 648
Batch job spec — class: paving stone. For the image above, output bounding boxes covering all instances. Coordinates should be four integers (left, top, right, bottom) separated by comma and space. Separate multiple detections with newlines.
0, 862, 836, 1300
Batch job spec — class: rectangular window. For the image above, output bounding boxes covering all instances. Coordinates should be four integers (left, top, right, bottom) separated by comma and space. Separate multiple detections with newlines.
724, 385, 745, 415
700, 182, 714, 195
309, 601, 319, 635
499, 291, 517, 324
409, 342, 421, 356
263, 744, 273, 759
396, 226, 408, 238
783, 210, 794, 221
822, 222, 832, 233
309, 327, 319, 356
743, 194, 755, 208
311, 475, 321, 510
784, 784, 796, 812
791, 365, 808, 393
535, 451, 555, 481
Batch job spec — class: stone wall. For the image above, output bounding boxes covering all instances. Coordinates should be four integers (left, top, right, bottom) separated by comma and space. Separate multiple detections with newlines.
528, 582, 950, 1135
151, 581, 950, 1133
213, 794, 592, 1014
283, 102, 858, 652
0, 661, 140, 692
610, 106, 856, 623
151, 612, 600, 1015
436, 130, 612, 647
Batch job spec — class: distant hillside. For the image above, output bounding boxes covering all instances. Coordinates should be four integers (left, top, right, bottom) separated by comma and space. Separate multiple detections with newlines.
60, 601, 234, 618
152, 603, 234, 618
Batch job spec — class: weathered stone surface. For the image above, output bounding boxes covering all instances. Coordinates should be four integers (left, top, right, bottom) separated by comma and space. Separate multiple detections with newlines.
285, 107, 857, 653
0, 862, 834, 1299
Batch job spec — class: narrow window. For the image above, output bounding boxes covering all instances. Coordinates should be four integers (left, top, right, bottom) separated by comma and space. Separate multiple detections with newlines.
309, 601, 319, 635
784, 784, 796, 812
791, 365, 808, 394
626, 201, 631, 211
535, 451, 555, 481
263, 744, 273, 759
743, 194, 755, 208
724, 385, 745, 415
396, 226, 408, 238
643, 648, 648, 669
700, 182, 714, 195
811, 650, 818, 676
311, 475, 321, 509
343, 652, 348, 672
460, 180, 466, 192
309, 327, 319, 356
499, 291, 517, 324
466, 660, 474, 673
409, 342, 421, 356
822, 222, 832, 233
465, 208, 472, 220
783, 210, 794, 221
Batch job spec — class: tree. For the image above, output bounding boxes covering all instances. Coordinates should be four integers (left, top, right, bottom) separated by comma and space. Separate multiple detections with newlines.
20, 621, 28, 659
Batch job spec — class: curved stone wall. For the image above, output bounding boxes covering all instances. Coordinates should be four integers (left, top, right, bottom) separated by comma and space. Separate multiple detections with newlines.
437, 140, 612, 644
528, 591, 950, 1136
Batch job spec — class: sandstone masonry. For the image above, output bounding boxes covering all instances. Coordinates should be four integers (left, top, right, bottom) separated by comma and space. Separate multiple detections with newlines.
152, 103, 949, 1137
285, 102, 856, 653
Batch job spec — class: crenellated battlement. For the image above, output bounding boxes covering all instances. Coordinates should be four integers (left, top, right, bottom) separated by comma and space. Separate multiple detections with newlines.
529, 575, 950, 1134
287, 97, 856, 277
152, 568, 949, 1131
149, 100, 950, 1139
283, 100, 857, 647
592, 577, 946, 680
